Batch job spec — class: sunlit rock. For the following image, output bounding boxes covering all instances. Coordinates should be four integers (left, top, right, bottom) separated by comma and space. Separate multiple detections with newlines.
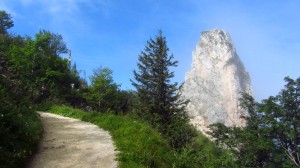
180, 29, 252, 134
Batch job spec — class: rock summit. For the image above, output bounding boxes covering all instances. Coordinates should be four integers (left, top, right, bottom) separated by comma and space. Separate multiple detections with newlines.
180, 29, 252, 134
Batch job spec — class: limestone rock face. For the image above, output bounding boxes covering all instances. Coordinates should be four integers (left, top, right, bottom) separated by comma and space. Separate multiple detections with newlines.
180, 29, 252, 134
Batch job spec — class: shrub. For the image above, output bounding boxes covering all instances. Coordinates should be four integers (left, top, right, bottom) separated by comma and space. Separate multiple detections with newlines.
0, 86, 42, 168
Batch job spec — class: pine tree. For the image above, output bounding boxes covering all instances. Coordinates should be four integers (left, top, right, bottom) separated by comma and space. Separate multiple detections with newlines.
131, 31, 196, 150
132, 31, 184, 124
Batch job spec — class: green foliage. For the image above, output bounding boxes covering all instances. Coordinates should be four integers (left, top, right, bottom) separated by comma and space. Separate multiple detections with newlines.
0, 10, 14, 35
3, 30, 69, 103
174, 134, 237, 168
113, 90, 139, 115
33, 102, 54, 111
260, 76, 300, 167
209, 76, 300, 167
132, 30, 180, 124
64, 63, 87, 108
163, 116, 197, 150
85, 67, 119, 112
30, 30, 73, 103
2, 24, 85, 106
131, 30, 195, 150
0, 53, 42, 168
0, 105, 42, 168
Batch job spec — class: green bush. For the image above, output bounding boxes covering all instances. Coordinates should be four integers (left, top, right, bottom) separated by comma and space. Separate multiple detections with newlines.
0, 87, 42, 168
163, 118, 197, 150
173, 135, 238, 168
0, 86, 42, 167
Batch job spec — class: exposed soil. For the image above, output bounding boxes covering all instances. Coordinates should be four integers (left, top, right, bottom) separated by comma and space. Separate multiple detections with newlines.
27, 112, 118, 168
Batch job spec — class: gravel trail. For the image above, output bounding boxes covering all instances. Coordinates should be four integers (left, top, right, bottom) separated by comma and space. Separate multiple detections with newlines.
27, 112, 118, 168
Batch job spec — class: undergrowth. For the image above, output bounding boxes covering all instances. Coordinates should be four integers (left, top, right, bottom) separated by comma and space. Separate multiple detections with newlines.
0, 106, 42, 168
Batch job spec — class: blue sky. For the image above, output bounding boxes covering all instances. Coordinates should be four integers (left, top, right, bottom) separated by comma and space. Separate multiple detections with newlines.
1, 0, 299, 101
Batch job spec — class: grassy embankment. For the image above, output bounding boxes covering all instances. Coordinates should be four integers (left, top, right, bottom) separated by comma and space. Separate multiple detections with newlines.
49, 105, 228, 168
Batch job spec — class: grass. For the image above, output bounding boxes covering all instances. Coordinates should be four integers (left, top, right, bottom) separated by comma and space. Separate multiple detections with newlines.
49, 105, 176, 168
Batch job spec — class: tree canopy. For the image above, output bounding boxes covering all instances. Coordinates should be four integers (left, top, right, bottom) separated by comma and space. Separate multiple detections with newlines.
86, 67, 119, 112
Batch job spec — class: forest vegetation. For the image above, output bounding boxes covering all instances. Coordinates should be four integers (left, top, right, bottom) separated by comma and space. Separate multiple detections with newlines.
0, 10, 299, 167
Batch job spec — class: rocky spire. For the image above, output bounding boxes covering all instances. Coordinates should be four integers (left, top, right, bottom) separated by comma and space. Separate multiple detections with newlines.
180, 29, 252, 134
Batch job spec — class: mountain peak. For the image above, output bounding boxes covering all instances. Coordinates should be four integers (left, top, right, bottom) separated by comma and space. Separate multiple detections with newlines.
180, 29, 252, 135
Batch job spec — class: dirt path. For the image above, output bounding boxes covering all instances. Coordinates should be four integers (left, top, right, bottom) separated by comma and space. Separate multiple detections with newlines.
27, 112, 118, 168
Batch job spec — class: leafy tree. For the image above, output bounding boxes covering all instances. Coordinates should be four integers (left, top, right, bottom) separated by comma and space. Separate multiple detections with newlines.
0, 10, 14, 35
28, 30, 81, 103
131, 31, 195, 149
0, 11, 42, 167
260, 76, 300, 167
34, 30, 68, 56
209, 77, 300, 167
86, 67, 119, 112
2, 27, 84, 106
2, 30, 68, 103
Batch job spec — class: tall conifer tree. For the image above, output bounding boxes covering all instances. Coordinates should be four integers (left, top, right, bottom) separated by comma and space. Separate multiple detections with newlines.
131, 31, 187, 127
